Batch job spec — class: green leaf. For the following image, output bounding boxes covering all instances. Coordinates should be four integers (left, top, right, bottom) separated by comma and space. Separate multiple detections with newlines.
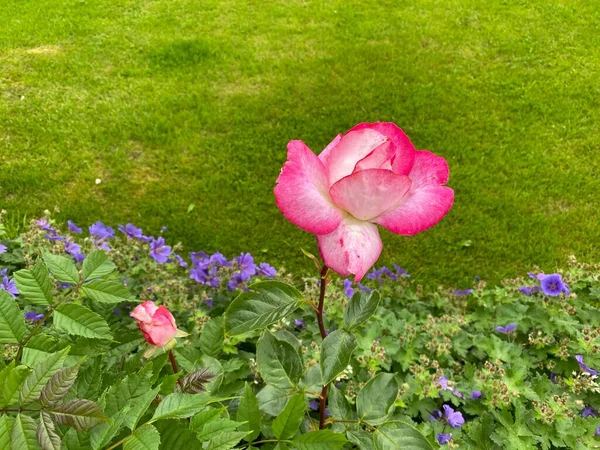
0, 415, 14, 450
22, 335, 60, 368
48, 399, 108, 431
256, 330, 303, 389
0, 363, 32, 407
195, 419, 244, 441
236, 383, 261, 442
356, 373, 398, 425
272, 393, 305, 440
155, 420, 203, 449
329, 386, 352, 421
256, 385, 288, 416
292, 430, 348, 450
82, 251, 116, 281
127, 386, 161, 430
225, 281, 303, 335
320, 330, 356, 385
37, 411, 61, 450
89, 405, 130, 450
190, 408, 225, 431
40, 364, 80, 407
13, 260, 52, 306
206, 431, 248, 450
81, 279, 133, 304
10, 414, 40, 450
151, 393, 219, 421
61, 428, 91, 450
0, 290, 26, 344
123, 424, 161, 450
54, 303, 112, 340
373, 422, 433, 450
199, 318, 224, 357
43, 252, 79, 285
347, 430, 375, 450
343, 290, 380, 330
20, 348, 69, 405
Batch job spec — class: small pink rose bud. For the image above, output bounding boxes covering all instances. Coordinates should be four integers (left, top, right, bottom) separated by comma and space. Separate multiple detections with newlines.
130, 301, 184, 347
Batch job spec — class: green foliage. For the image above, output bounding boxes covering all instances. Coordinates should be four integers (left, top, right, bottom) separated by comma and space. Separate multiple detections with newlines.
256, 331, 302, 389
13, 260, 53, 306
0, 291, 26, 344
53, 304, 112, 340
320, 330, 357, 385
344, 290, 381, 331
272, 394, 305, 440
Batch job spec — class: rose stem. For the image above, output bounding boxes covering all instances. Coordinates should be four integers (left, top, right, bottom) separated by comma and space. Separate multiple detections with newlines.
316, 264, 329, 429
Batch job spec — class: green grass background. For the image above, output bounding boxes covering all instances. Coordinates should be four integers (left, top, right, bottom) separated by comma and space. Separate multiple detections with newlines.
1, 0, 599, 287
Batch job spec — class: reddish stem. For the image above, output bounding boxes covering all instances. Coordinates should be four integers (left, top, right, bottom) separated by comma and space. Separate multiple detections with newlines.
316, 265, 329, 429
169, 350, 183, 386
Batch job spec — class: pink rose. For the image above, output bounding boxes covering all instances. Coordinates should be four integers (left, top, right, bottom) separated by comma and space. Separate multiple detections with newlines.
130, 301, 179, 347
274, 122, 454, 281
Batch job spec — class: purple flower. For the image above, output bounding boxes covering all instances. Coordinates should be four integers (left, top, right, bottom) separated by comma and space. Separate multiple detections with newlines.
443, 404, 465, 428
582, 407, 597, 418
0, 244, 7, 254
454, 289, 473, 296
118, 223, 144, 240
67, 220, 82, 234
470, 390, 482, 400
428, 409, 443, 421
549, 372, 558, 383
36, 219, 58, 235
258, 262, 277, 278
528, 272, 545, 281
64, 241, 85, 262
208, 252, 229, 266
235, 253, 257, 281
1, 269, 19, 297
438, 376, 451, 390
595, 425, 600, 436
519, 286, 533, 296
437, 433, 452, 445
204, 298, 214, 308
89, 221, 115, 240
294, 319, 305, 328
309, 400, 319, 412
150, 237, 171, 264
357, 283, 372, 293
24, 312, 44, 322
575, 355, 598, 376
393, 264, 410, 277
343, 279, 354, 298
495, 323, 517, 334
540, 273, 569, 297
174, 255, 188, 268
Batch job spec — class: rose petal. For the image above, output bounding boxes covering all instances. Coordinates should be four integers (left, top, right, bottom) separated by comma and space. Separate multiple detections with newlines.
376, 151, 454, 235
275, 140, 343, 235
348, 122, 416, 175
353, 140, 395, 172
130, 301, 158, 323
324, 128, 389, 185
329, 169, 412, 221
317, 217, 383, 282
318, 133, 342, 164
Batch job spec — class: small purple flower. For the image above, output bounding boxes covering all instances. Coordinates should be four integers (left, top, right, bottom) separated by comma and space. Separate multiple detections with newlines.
343, 279, 354, 298
174, 255, 188, 268
540, 273, 569, 297
150, 237, 171, 264
595, 425, 600, 436
428, 409, 443, 421
64, 241, 85, 262
89, 221, 115, 240
393, 264, 410, 277
549, 372, 558, 383
204, 298, 214, 308
575, 355, 598, 376
235, 253, 257, 281
294, 319, 305, 328
24, 312, 44, 322
118, 223, 144, 240
454, 289, 473, 296
495, 323, 517, 334
1, 269, 19, 297
519, 286, 533, 296
67, 220, 83, 234
443, 404, 465, 428
438, 376, 451, 390
36, 219, 58, 235
357, 283, 372, 293
582, 407, 597, 418
528, 272, 545, 281
258, 262, 277, 278
209, 252, 229, 266
0, 244, 7, 254
437, 433, 452, 445
309, 400, 319, 412
470, 390, 482, 400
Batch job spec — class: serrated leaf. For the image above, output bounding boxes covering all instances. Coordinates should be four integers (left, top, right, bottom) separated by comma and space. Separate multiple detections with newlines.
0, 363, 32, 407
151, 393, 221, 421
373, 422, 433, 450
195, 419, 244, 441
155, 420, 203, 449
272, 393, 305, 440
90, 405, 130, 450
256, 385, 287, 416
48, 399, 108, 431
237, 383, 260, 442
11, 414, 40, 450
356, 373, 398, 425
178, 368, 215, 394
225, 281, 303, 335
343, 290, 380, 330
22, 335, 60, 368
329, 386, 354, 433
347, 430, 375, 450
54, 303, 112, 340
82, 251, 116, 281
102, 363, 153, 419
190, 408, 225, 431
199, 318, 224, 357
37, 411, 61, 450
82, 279, 133, 304
43, 252, 79, 285
320, 330, 356, 385
292, 430, 348, 450
123, 424, 161, 450
256, 330, 303, 389
206, 431, 248, 450
0, 290, 26, 344
20, 347, 69, 405
0, 415, 14, 449
40, 364, 80, 407
127, 386, 161, 430
61, 428, 91, 450
73, 358, 102, 399
13, 260, 53, 306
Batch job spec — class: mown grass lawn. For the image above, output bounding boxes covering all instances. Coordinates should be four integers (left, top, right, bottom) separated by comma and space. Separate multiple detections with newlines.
1, 0, 599, 287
